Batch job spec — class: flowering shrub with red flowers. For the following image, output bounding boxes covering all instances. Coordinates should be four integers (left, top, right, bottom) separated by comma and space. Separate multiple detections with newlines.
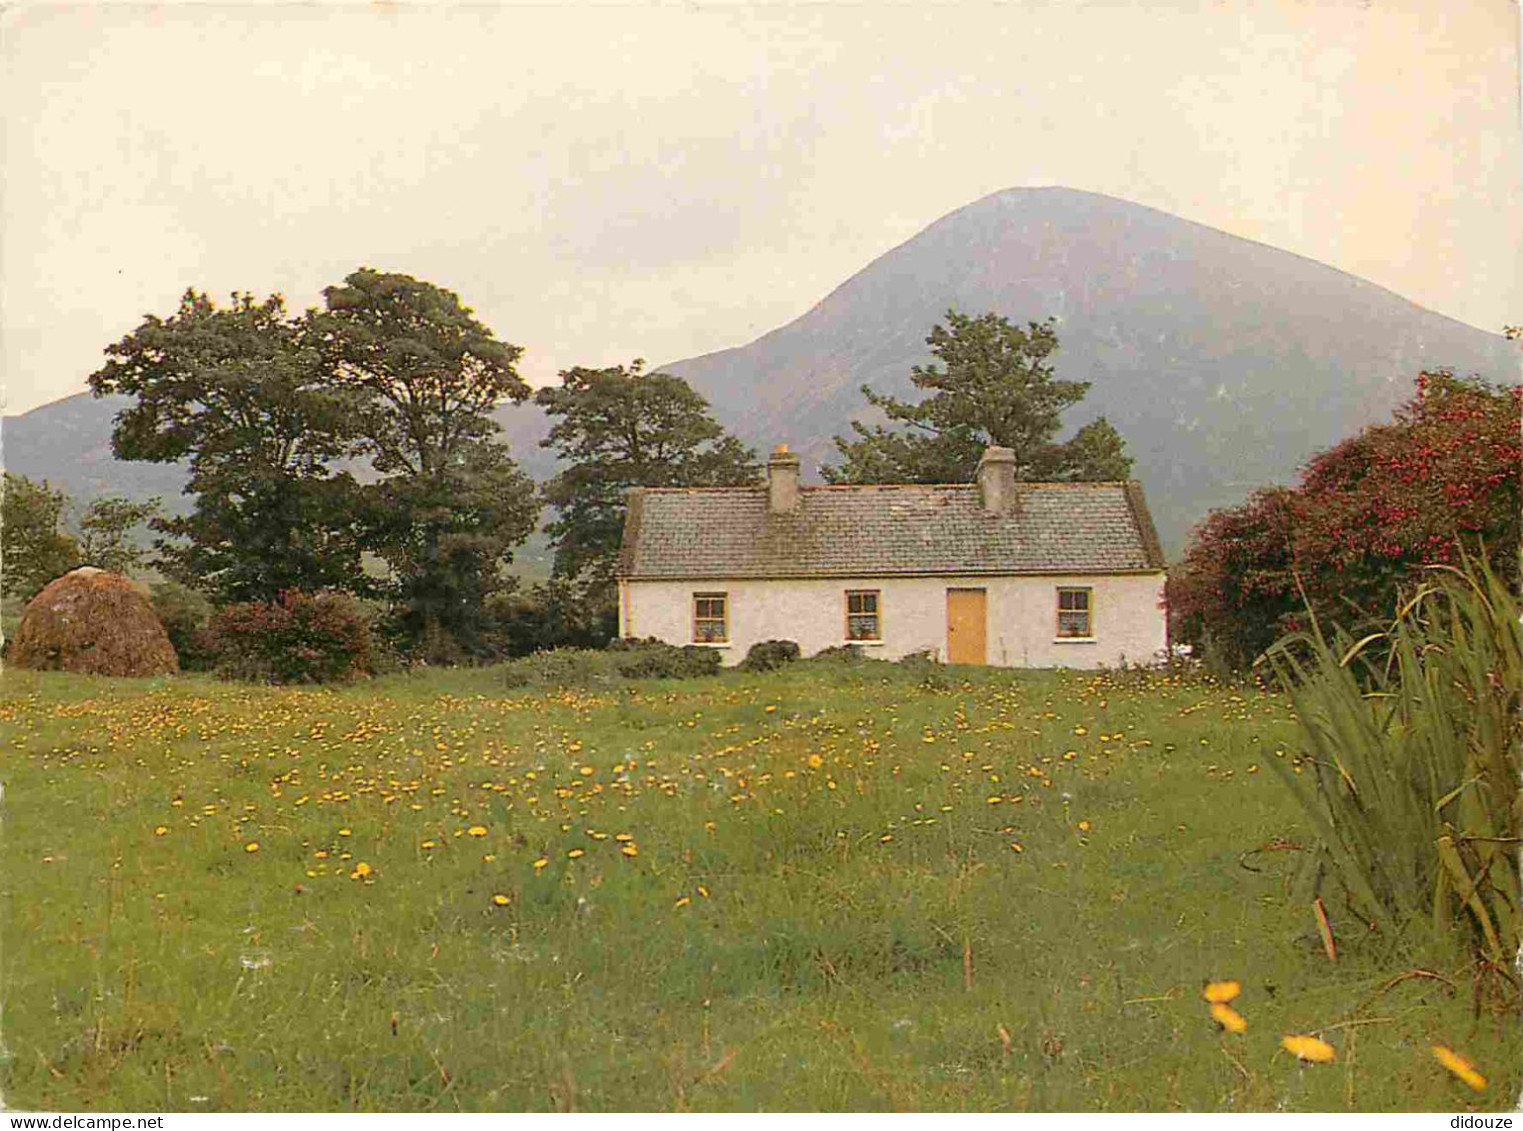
1168, 371, 1520, 669
206, 589, 377, 683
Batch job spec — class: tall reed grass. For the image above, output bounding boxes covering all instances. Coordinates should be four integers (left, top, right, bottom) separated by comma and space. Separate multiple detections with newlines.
1262, 555, 1521, 970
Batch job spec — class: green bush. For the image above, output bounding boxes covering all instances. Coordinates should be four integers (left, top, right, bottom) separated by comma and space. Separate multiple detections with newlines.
206, 590, 378, 684
499, 648, 621, 690
1263, 554, 1521, 964
607, 637, 722, 680
483, 580, 618, 659
149, 580, 217, 671
808, 644, 866, 664
738, 639, 801, 672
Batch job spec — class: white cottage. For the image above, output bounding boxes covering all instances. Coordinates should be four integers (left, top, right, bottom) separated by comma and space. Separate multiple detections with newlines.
615, 444, 1168, 668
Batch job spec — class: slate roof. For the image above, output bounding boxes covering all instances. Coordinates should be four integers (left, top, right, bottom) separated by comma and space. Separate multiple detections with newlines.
617, 481, 1166, 580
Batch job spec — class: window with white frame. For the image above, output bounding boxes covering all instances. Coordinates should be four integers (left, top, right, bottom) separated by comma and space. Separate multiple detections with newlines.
846, 589, 881, 641
1056, 587, 1093, 638
692, 593, 729, 643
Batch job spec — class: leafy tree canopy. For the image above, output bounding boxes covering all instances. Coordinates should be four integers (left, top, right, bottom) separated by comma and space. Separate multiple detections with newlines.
316, 269, 531, 477
315, 270, 538, 660
365, 440, 539, 661
536, 360, 758, 592
824, 309, 1132, 484
87, 290, 368, 602
77, 495, 162, 576
1, 474, 81, 603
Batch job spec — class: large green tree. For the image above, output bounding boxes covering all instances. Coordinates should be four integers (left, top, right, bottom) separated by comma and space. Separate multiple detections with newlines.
824, 309, 1132, 484
316, 269, 538, 659
87, 290, 369, 602
536, 360, 758, 595
1, 474, 81, 603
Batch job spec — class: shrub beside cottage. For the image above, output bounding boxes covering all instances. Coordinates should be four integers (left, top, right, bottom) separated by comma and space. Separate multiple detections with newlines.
616, 445, 1167, 669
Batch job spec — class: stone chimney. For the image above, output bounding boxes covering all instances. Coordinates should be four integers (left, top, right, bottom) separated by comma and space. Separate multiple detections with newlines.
767, 443, 800, 513
976, 446, 1016, 514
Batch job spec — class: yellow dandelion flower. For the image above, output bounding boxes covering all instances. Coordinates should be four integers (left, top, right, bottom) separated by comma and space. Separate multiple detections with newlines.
1202, 980, 1241, 1004
1010, 842, 1024, 853
579, 765, 595, 777
1073, 726, 1088, 736
1078, 820, 1092, 832
492, 894, 510, 907
467, 826, 487, 837
1281, 1034, 1335, 1063
697, 885, 710, 898
352, 861, 372, 876
620, 843, 639, 857
1209, 1003, 1247, 1034
338, 828, 352, 837
567, 848, 585, 859
987, 795, 1003, 804
615, 832, 634, 842
674, 896, 691, 908
244, 841, 260, 853
1432, 1045, 1486, 1091
879, 834, 893, 844
807, 754, 824, 769
532, 857, 549, 870
154, 826, 168, 837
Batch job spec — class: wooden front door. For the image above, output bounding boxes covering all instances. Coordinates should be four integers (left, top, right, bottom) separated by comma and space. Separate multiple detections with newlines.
946, 588, 987, 665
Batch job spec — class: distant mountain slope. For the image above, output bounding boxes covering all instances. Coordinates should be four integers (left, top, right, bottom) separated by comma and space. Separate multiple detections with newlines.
5, 187, 1517, 556
656, 187, 1519, 553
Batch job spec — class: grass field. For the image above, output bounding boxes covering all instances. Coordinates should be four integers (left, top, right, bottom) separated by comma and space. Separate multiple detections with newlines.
0, 659, 1515, 1111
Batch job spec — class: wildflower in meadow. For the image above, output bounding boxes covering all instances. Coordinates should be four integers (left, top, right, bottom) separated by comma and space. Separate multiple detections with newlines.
1281, 1035, 1335, 1063
467, 826, 487, 837
1209, 1003, 1247, 1034
1202, 980, 1241, 1003
1431, 1045, 1486, 1091
244, 842, 260, 853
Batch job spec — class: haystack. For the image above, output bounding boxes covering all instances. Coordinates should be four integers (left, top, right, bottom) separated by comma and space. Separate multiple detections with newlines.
8, 567, 179, 677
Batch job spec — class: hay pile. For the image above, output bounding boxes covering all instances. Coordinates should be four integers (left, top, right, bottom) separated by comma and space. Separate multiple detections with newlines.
8, 567, 179, 677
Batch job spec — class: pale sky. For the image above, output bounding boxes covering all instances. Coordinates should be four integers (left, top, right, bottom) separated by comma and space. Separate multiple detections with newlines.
2, 0, 1519, 417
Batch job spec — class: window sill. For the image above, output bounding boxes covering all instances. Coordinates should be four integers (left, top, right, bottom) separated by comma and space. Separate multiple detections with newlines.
688, 642, 731, 648
1053, 637, 1097, 644
845, 640, 885, 647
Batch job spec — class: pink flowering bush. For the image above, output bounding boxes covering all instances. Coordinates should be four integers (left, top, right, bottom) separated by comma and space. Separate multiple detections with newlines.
1168, 371, 1521, 668
206, 589, 377, 683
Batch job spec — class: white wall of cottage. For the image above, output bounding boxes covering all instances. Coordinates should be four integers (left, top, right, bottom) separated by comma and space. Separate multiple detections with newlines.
621, 573, 1168, 669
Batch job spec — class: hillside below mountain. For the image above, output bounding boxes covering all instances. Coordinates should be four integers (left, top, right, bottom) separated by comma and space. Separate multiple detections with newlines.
5, 187, 1516, 555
